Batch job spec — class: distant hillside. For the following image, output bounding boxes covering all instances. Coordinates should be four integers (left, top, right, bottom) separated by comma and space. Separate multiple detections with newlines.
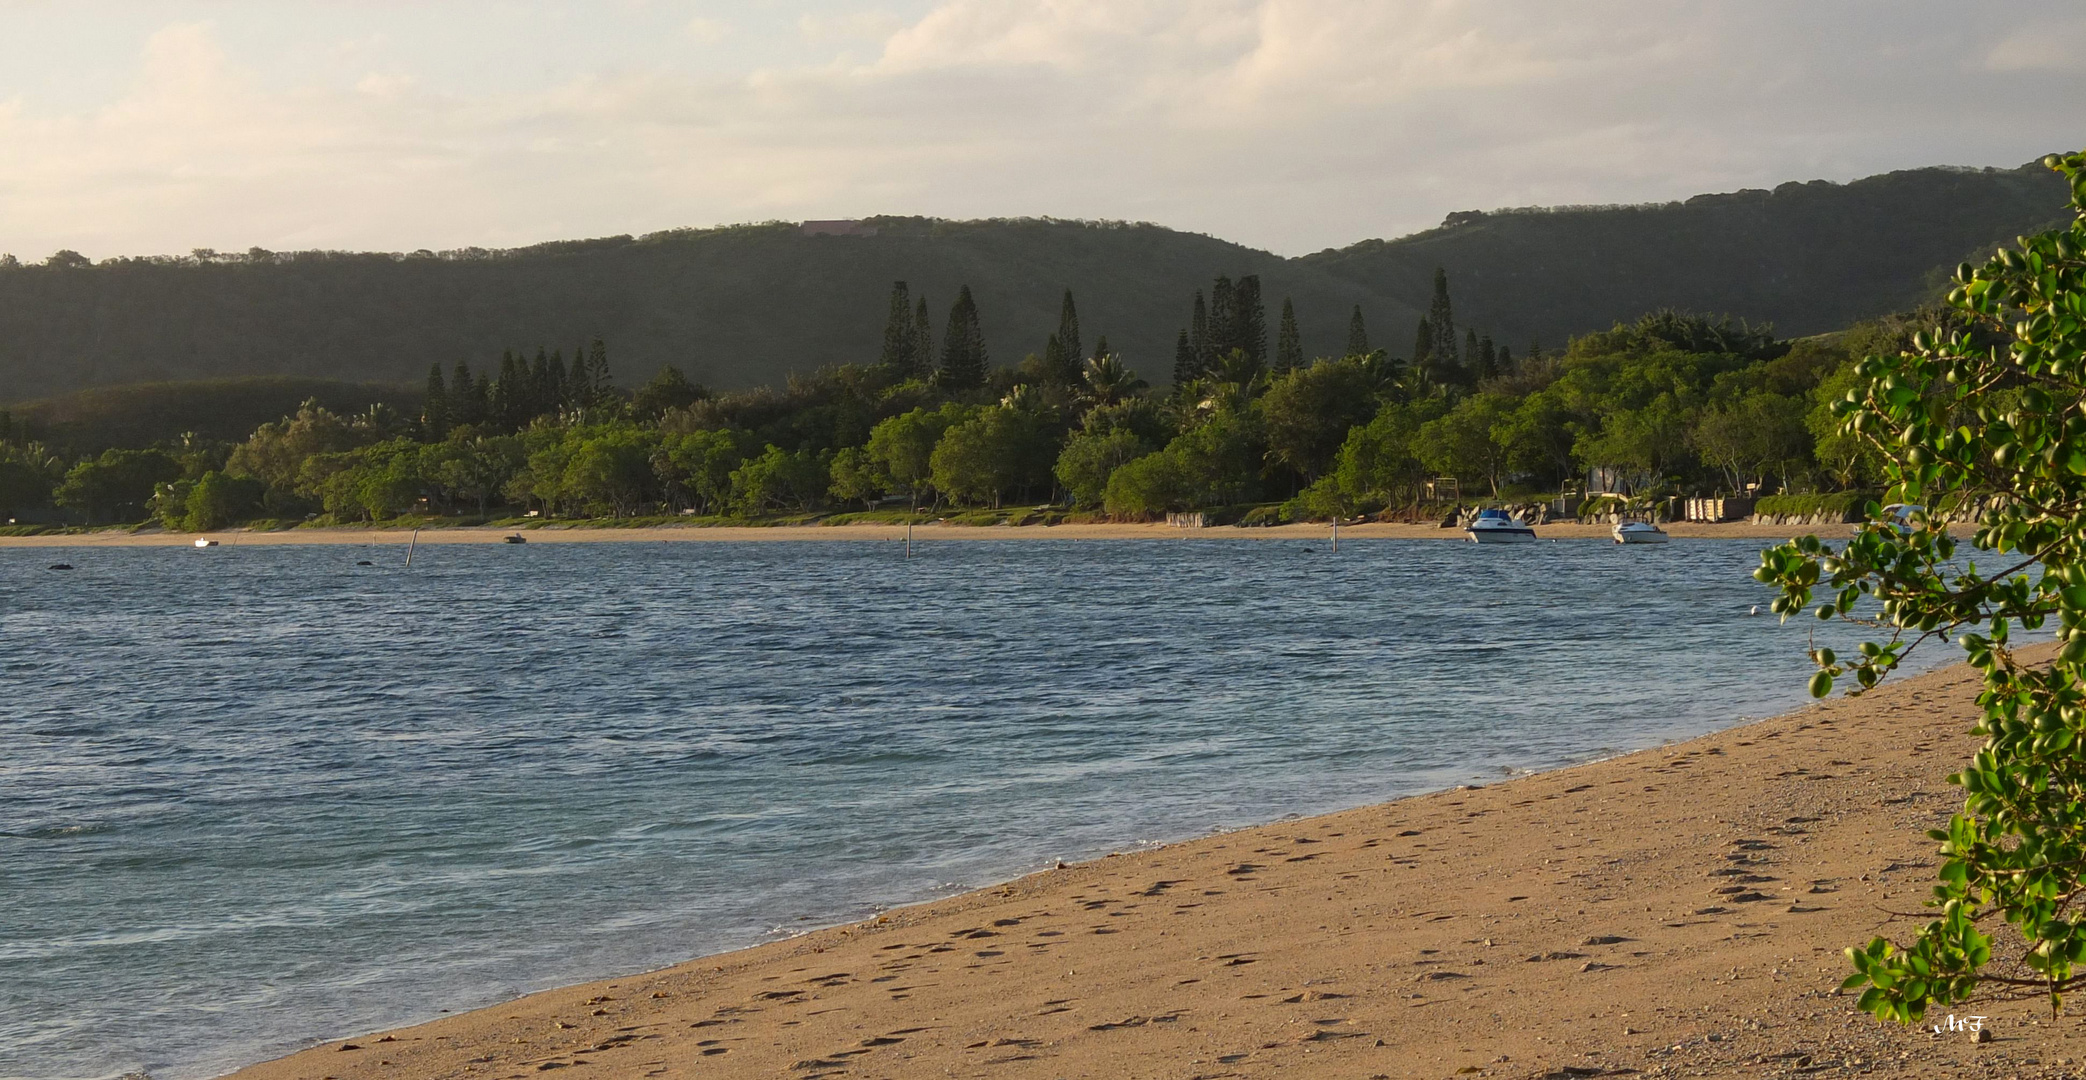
5, 377, 415, 455
0, 159, 2067, 400
1302, 161, 2069, 349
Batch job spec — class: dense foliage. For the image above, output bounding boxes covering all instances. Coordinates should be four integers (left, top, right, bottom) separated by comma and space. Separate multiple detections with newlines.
1758, 150, 2086, 1022
0, 266, 1939, 531
0, 163, 2063, 401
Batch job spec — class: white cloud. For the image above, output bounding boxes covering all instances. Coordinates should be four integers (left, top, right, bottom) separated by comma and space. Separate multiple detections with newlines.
0, 2, 2077, 262
1984, 17, 2086, 71
685, 16, 730, 44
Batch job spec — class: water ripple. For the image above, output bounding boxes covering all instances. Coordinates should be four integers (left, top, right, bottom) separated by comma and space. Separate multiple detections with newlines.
2, 538, 1901, 1080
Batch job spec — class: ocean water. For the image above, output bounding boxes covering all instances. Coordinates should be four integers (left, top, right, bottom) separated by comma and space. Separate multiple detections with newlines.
1, 537, 1932, 1080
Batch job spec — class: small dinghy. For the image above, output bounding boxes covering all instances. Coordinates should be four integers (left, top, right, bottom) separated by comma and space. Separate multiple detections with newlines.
194, 538, 219, 548
1611, 520, 1670, 544
504, 533, 527, 544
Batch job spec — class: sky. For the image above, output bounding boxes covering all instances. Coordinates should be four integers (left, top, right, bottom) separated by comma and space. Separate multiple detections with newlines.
0, 0, 2080, 261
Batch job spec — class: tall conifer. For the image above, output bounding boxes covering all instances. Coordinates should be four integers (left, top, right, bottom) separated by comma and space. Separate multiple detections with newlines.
588, 339, 612, 397
423, 363, 450, 438
1091, 334, 1108, 360
937, 285, 987, 390
879, 281, 918, 376
451, 361, 479, 427
1173, 329, 1197, 387
1207, 276, 1237, 362
913, 297, 934, 377
1412, 319, 1433, 376
1275, 298, 1302, 373
546, 350, 567, 413
1476, 335, 1498, 381
1233, 275, 1266, 370
1427, 268, 1459, 379
1496, 344, 1513, 375
1055, 290, 1083, 373
1464, 329, 1480, 382
1189, 291, 1209, 369
1347, 306, 1370, 357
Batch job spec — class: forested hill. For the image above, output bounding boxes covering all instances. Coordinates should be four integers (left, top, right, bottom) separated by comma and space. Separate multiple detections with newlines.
0, 159, 2067, 401
1302, 161, 2069, 349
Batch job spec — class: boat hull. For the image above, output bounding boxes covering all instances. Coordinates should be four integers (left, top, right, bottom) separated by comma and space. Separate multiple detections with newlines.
1465, 526, 1538, 544
1612, 528, 1670, 544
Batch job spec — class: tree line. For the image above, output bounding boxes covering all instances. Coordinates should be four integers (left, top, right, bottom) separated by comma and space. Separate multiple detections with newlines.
0, 269, 1919, 531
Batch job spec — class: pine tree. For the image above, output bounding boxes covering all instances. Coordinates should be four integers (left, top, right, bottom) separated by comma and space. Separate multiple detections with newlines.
937, 285, 987, 390
913, 297, 934, 378
1207, 276, 1237, 363
1043, 334, 1069, 383
1173, 329, 1197, 387
1189, 290, 1209, 370
1055, 289, 1083, 375
1496, 344, 1514, 376
1412, 318, 1433, 377
1464, 330, 1480, 383
545, 349, 567, 414
423, 363, 450, 438
1476, 334, 1498, 381
493, 351, 524, 429
1427, 267, 1459, 380
530, 348, 552, 420
451, 361, 480, 427
879, 281, 918, 376
1091, 334, 1108, 360
1274, 299, 1303, 373
566, 348, 593, 411
1233, 275, 1266, 370
588, 339, 612, 398
1347, 306, 1370, 357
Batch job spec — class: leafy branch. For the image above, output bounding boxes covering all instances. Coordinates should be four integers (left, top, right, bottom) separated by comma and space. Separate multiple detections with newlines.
1757, 149, 2086, 1023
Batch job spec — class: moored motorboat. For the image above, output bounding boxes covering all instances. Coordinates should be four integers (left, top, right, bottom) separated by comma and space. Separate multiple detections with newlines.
504, 533, 528, 544
1464, 507, 1537, 544
1612, 520, 1670, 544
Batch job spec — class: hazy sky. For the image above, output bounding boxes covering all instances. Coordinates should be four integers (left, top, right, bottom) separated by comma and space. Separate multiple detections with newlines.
0, 1, 2080, 260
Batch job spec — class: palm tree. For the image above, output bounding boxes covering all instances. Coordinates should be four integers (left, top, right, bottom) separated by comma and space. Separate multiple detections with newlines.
1081, 354, 1147, 406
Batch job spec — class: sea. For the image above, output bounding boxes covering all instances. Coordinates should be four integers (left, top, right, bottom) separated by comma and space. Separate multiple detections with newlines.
0, 537, 1951, 1080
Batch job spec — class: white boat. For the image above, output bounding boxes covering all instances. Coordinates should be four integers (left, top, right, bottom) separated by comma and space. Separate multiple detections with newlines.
1612, 520, 1669, 544
1465, 508, 1537, 544
193, 538, 218, 548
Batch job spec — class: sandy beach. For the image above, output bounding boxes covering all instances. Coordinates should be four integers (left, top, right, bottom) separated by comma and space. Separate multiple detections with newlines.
219, 645, 2085, 1080
0, 520, 1866, 548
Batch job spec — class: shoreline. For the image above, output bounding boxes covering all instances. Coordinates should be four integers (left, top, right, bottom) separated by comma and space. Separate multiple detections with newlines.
0, 520, 1866, 548
225, 647, 2080, 1080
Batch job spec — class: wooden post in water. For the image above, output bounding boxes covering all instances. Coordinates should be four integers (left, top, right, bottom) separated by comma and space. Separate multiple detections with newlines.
1331, 518, 1339, 554
905, 520, 913, 559
404, 528, 420, 568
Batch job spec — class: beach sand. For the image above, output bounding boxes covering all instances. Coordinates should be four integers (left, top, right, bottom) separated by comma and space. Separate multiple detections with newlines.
0, 519, 1863, 548
225, 646, 2085, 1080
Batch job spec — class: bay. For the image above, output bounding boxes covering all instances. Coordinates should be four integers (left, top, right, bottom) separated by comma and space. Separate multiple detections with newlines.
1, 538, 1903, 1079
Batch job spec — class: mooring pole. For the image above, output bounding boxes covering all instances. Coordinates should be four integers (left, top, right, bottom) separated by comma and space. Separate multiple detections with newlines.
1331, 518, 1339, 554
405, 528, 420, 568
905, 520, 913, 559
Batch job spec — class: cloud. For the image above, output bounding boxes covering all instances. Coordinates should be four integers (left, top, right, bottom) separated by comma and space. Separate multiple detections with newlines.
1984, 17, 2086, 71
0, 2, 2078, 262
685, 16, 730, 44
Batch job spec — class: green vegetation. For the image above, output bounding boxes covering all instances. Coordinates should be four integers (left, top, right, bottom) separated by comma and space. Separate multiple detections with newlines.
0, 264, 1943, 531
1752, 492, 1878, 520
1758, 149, 2086, 1022
0, 162, 2065, 401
